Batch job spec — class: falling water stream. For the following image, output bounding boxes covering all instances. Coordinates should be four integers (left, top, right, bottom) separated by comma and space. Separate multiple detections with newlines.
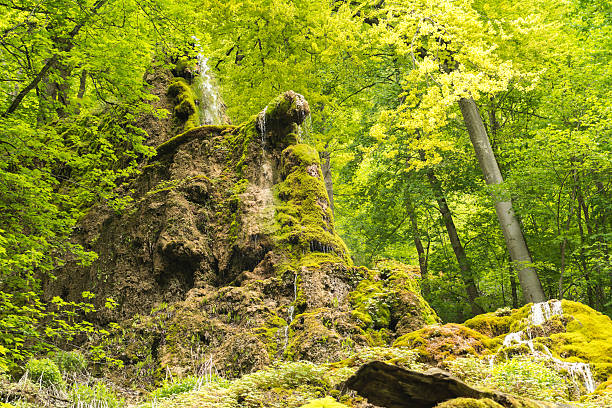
282, 272, 298, 352
501, 300, 596, 393
257, 106, 268, 150
194, 54, 223, 125
191, 37, 223, 126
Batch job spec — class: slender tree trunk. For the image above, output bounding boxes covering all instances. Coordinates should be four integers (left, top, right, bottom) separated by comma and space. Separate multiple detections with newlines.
578, 187, 606, 309
425, 165, 484, 315
407, 196, 429, 296
510, 271, 519, 309
458, 97, 546, 303
319, 150, 334, 215
558, 238, 567, 299
576, 195, 594, 307
558, 174, 577, 300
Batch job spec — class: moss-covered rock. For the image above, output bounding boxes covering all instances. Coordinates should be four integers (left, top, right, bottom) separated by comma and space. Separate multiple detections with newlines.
257, 91, 310, 149
349, 260, 439, 338
550, 300, 612, 381
435, 398, 505, 408
167, 77, 198, 132
394, 324, 493, 365
274, 143, 350, 266
299, 397, 349, 408
49, 91, 439, 396
464, 300, 612, 382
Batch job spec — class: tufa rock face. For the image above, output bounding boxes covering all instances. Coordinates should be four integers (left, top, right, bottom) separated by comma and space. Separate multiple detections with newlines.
47, 89, 436, 379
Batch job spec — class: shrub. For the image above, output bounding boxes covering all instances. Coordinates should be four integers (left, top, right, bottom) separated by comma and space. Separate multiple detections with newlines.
52, 350, 87, 374
25, 358, 63, 388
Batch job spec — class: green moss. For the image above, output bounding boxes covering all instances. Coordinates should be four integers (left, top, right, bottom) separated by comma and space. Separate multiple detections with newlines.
348, 261, 438, 334
394, 324, 493, 363
274, 144, 351, 267
285, 308, 339, 360
350, 280, 391, 329
363, 328, 392, 346
281, 143, 320, 174
254, 313, 288, 357
548, 300, 612, 381
299, 397, 349, 408
155, 125, 234, 157
167, 78, 198, 132
465, 303, 532, 337
434, 398, 504, 408
464, 313, 516, 338
52, 350, 87, 374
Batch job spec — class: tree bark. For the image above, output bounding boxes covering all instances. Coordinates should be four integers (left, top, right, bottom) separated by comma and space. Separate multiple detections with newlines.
407, 196, 429, 296
576, 194, 594, 307
458, 97, 546, 303
510, 271, 519, 309
425, 165, 484, 315
319, 150, 334, 215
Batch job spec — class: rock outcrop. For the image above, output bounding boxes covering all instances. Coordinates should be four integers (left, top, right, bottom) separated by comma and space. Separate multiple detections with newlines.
46, 69, 437, 380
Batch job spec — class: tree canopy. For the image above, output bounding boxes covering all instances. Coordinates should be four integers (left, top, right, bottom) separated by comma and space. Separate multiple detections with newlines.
0, 0, 610, 370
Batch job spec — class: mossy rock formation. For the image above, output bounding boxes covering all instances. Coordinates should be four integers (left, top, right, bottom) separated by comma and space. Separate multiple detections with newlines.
46, 89, 436, 380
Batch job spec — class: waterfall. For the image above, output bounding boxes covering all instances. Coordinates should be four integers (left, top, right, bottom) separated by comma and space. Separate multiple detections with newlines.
282, 272, 298, 352
191, 37, 223, 126
531, 299, 562, 326
257, 106, 268, 148
501, 300, 596, 393
194, 54, 223, 125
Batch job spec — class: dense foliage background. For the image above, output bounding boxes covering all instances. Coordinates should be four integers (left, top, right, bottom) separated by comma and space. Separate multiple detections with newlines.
0, 0, 610, 371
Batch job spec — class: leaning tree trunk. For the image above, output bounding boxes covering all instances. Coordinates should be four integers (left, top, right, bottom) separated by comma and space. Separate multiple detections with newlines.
458, 97, 546, 303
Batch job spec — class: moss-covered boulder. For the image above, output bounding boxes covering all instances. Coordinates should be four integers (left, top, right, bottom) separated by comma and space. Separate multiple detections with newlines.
434, 398, 505, 408
394, 324, 493, 365
463, 300, 612, 382
350, 260, 439, 337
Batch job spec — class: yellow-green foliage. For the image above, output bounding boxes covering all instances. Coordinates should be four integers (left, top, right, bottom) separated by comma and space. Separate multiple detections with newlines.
435, 398, 504, 408
550, 300, 612, 380
69, 381, 124, 408
52, 350, 87, 374
167, 78, 198, 131
142, 348, 424, 408
275, 144, 350, 265
147, 362, 330, 408
299, 397, 349, 407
